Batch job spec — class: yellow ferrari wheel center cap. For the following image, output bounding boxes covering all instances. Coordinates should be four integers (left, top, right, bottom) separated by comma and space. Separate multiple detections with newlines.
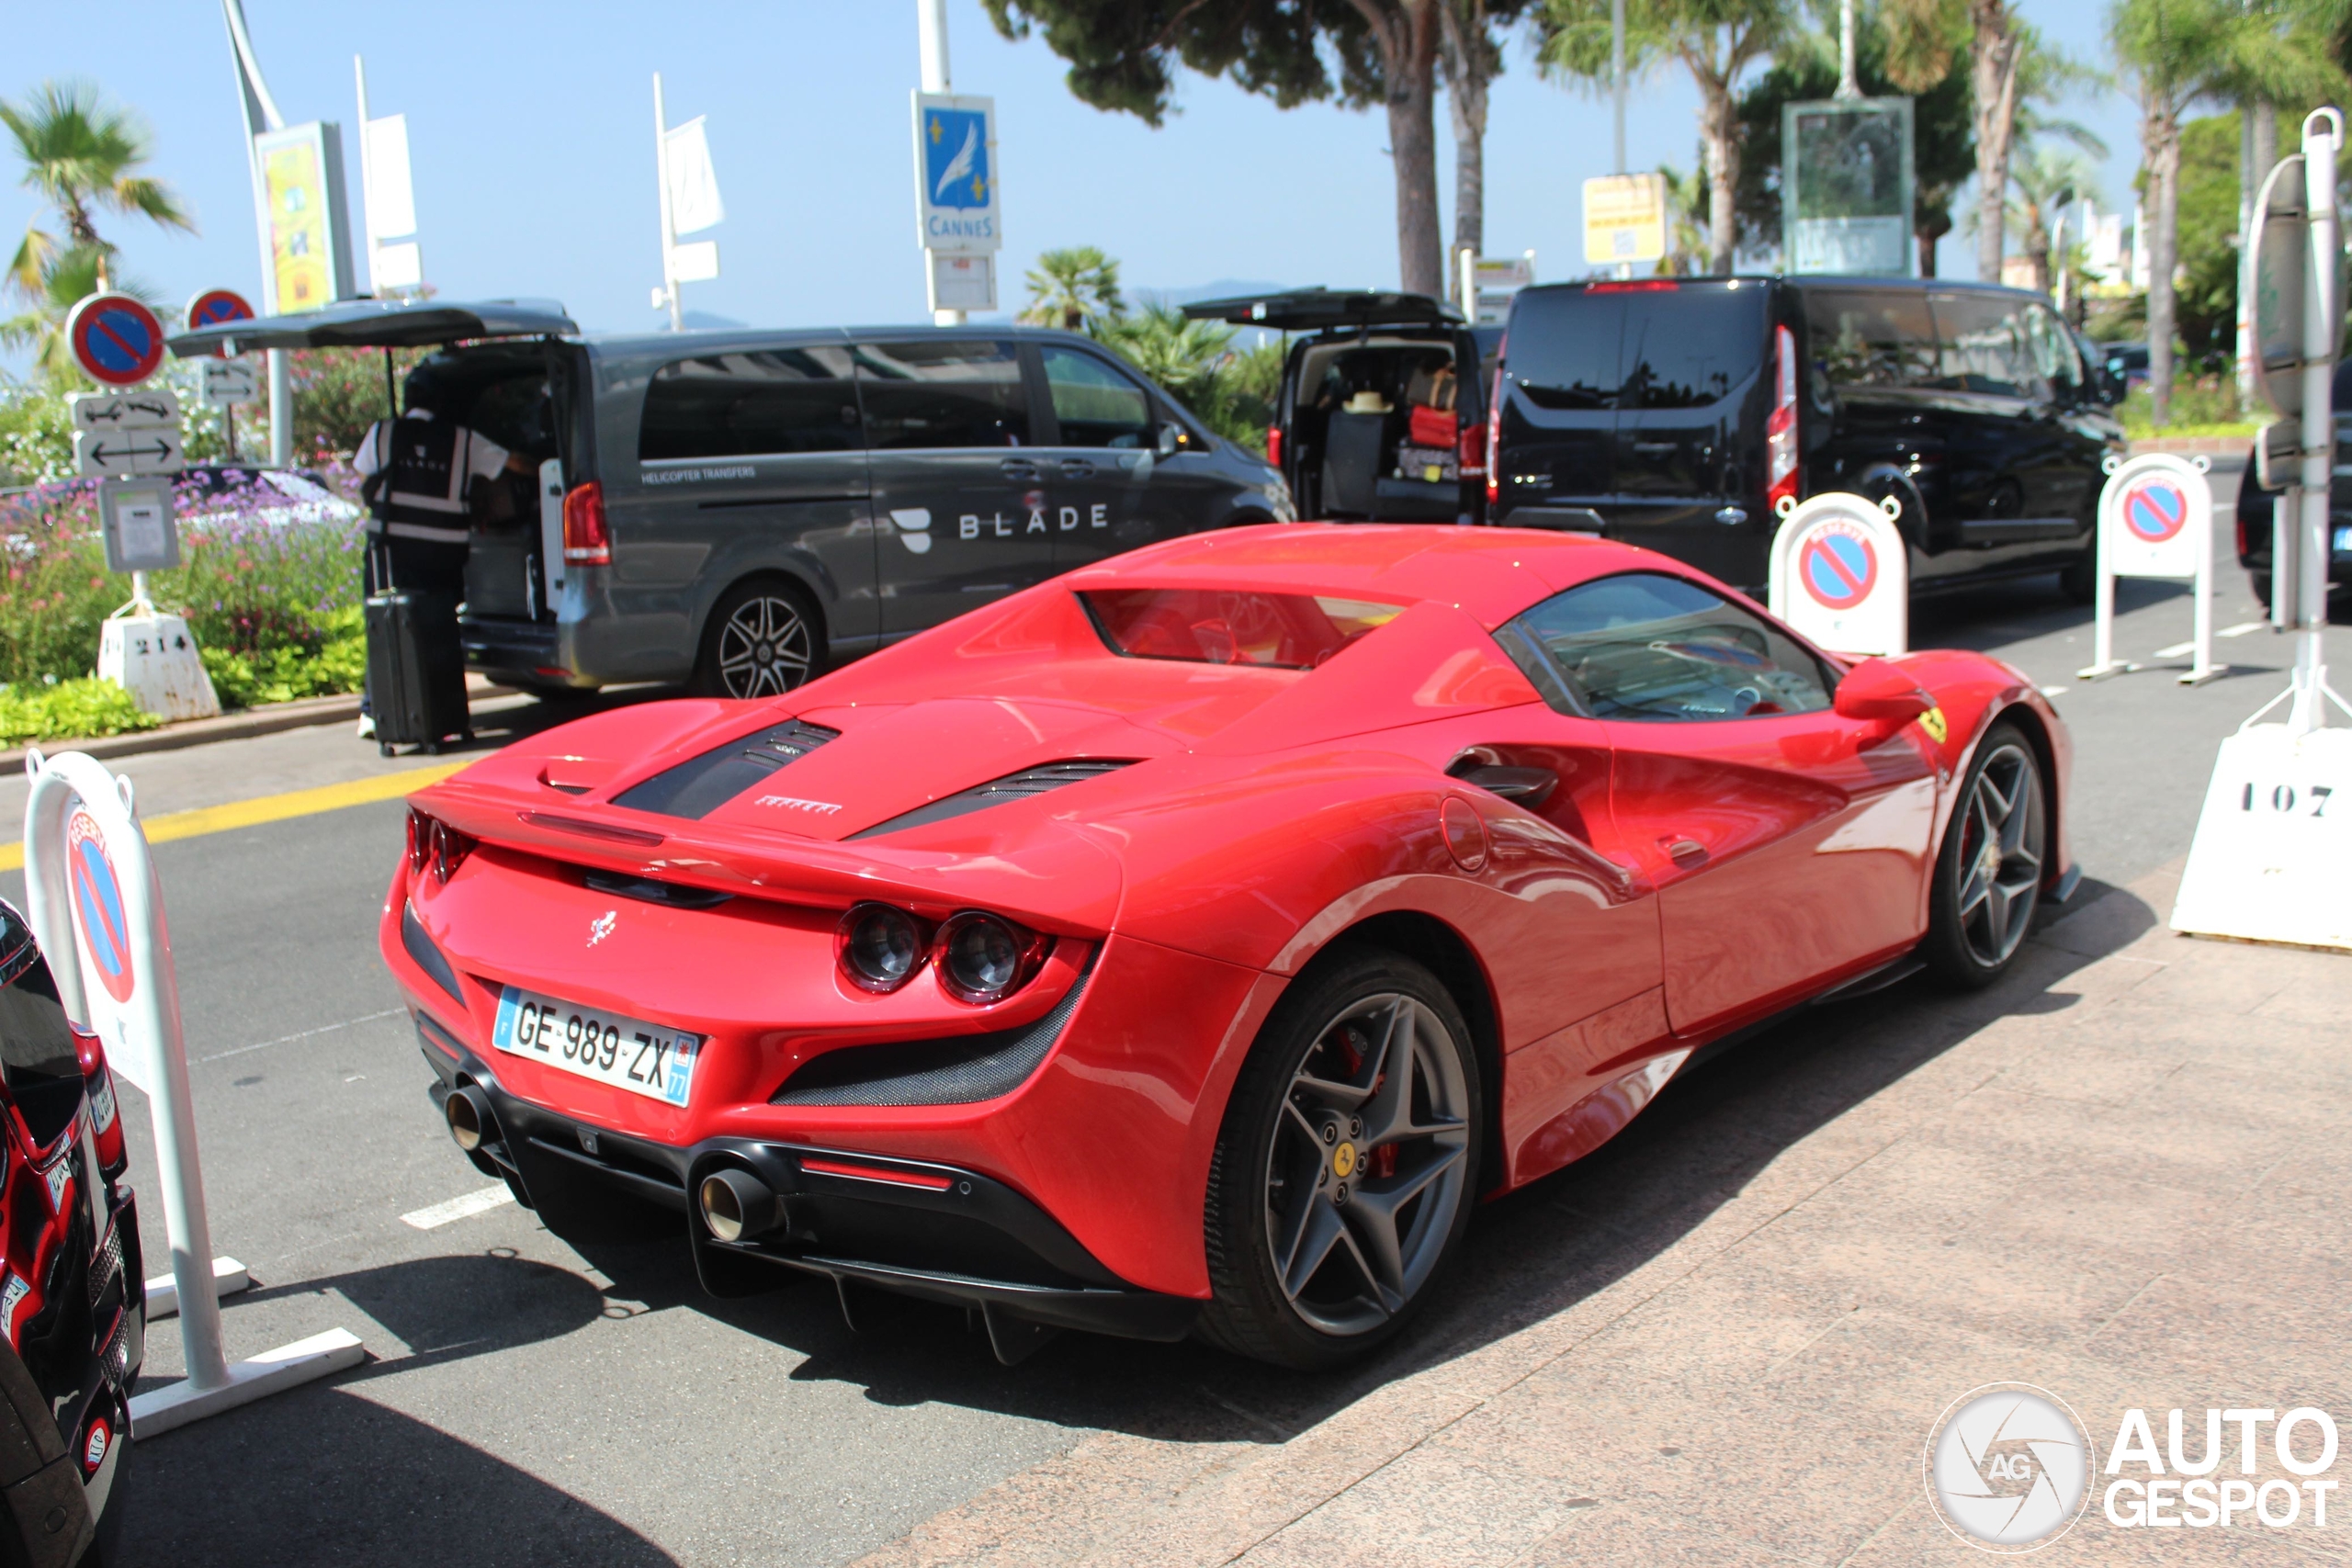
1332, 1142, 1357, 1179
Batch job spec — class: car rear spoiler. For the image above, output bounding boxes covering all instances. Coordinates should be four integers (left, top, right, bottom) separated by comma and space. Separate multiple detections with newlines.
168, 298, 578, 358
1181, 289, 1464, 333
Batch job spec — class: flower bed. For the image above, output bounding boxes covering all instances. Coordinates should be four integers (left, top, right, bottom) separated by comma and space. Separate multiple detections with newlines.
0, 463, 368, 739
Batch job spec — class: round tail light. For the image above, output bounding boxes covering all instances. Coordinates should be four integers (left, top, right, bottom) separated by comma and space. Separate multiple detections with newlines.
934, 912, 1046, 1005
837, 903, 927, 993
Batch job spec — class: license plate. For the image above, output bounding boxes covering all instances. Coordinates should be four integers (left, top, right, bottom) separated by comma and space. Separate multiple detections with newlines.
2335, 525, 2351, 554
491, 986, 700, 1106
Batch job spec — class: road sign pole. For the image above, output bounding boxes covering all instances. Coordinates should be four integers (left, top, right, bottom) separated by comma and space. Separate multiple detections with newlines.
2290, 109, 2342, 734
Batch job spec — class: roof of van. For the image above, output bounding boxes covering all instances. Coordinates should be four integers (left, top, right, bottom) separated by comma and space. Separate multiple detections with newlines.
1517, 275, 2038, 297
566, 322, 1113, 357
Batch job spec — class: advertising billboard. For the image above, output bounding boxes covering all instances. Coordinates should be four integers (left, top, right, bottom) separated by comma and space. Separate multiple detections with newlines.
254, 122, 357, 313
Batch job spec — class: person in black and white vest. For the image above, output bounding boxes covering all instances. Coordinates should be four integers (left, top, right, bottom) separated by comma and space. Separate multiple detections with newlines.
353, 367, 531, 739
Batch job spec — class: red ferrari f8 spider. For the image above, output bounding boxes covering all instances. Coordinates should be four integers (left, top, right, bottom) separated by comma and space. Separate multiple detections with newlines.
384, 525, 2074, 1368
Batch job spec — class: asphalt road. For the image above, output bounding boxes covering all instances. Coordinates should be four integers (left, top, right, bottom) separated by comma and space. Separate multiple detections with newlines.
8, 483, 2346, 1566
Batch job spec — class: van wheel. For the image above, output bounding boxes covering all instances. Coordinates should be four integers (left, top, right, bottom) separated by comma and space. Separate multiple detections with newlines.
2250, 571, 2272, 610
1196, 949, 1482, 1370
693, 579, 821, 699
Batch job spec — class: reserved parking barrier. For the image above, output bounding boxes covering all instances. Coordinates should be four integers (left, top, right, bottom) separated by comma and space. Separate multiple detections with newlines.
1767, 491, 1908, 657
21, 750, 363, 1436
2077, 452, 2223, 685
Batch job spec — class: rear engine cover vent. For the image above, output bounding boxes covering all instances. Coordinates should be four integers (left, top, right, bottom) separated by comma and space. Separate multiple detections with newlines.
848, 760, 1136, 840
613, 719, 841, 820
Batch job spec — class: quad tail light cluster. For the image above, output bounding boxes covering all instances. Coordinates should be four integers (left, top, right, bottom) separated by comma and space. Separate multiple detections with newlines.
406, 809, 477, 886
835, 902, 1048, 1005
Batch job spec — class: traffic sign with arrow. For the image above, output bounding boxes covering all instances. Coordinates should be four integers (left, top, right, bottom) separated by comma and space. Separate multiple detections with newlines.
74, 427, 187, 479
70, 389, 181, 434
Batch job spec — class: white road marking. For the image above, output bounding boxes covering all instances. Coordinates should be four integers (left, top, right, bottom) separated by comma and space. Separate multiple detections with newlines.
2219, 620, 2269, 637
197, 1008, 403, 1065
401, 1185, 515, 1231
2041, 685, 2070, 698
2153, 640, 2197, 659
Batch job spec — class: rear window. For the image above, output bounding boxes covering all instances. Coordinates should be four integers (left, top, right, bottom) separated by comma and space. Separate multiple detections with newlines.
1080, 589, 1403, 669
1502, 290, 1623, 410
1505, 285, 1764, 411
640, 348, 861, 461
1616, 287, 1765, 408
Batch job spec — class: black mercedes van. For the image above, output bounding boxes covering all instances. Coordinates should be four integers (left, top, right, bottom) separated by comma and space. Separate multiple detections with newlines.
1487, 276, 2126, 596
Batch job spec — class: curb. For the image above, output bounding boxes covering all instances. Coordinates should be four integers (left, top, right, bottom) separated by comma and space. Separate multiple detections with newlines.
0, 678, 513, 775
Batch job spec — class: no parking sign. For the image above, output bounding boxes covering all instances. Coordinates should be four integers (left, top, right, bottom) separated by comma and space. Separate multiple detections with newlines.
1768, 492, 1908, 657
63, 294, 166, 388
2079, 452, 2221, 684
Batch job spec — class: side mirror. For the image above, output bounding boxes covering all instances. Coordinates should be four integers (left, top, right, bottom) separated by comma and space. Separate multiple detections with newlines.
1154, 422, 1182, 458
1833, 657, 1935, 724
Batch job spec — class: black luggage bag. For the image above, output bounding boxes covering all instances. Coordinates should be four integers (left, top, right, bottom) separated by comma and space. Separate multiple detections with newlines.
366, 565, 469, 756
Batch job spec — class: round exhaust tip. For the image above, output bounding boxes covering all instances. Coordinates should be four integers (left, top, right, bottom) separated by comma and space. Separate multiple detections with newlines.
699, 1168, 778, 1243
445, 1087, 490, 1153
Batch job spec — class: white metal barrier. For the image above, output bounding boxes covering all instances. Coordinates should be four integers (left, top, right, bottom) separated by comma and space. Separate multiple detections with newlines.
2076, 452, 2222, 685
22, 750, 363, 1436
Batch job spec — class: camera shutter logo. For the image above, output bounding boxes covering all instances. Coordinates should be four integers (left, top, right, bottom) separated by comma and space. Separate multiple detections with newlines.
1925, 1383, 2093, 1551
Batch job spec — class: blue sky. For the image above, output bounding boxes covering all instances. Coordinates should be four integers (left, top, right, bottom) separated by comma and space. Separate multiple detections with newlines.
6, 0, 2143, 365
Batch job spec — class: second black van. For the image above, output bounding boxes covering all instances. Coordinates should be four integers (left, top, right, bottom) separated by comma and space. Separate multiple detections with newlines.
1487, 276, 2126, 596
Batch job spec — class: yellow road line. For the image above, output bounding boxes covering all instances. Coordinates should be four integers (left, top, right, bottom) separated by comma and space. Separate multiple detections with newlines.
0, 762, 467, 872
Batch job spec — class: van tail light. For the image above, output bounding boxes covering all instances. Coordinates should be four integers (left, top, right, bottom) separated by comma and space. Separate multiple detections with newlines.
1766, 323, 1799, 516
1265, 426, 1283, 468
2235, 504, 2248, 559
1457, 418, 1484, 478
1485, 363, 1504, 506
562, 480, 610, 566
72, 1026, 125, 1179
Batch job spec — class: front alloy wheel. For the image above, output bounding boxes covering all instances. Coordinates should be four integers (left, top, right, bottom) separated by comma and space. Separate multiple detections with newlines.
1199, 952, 1482, 1368
1924, 723, 2047, 987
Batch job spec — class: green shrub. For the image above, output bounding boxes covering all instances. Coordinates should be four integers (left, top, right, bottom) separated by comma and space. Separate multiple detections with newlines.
200, 606, 365, 709
0, 678, 161, 745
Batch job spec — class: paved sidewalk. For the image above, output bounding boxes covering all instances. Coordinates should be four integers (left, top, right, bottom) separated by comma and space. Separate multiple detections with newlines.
861, 864, 2352, 1566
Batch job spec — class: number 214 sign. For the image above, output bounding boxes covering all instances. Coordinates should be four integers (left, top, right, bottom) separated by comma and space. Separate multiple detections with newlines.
2174, 727, 2352, 950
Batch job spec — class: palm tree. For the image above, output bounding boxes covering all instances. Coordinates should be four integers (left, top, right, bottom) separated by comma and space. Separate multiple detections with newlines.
1019, 247, 1125, 332
1540, 0, 1797, 275
1656, 164, 1712, 275
2110, 0, 2346, 424
3, 80, 194, 301
2006, 143, 2103, 294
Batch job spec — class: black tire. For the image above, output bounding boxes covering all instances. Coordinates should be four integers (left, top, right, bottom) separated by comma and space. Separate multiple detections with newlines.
1196, 948, 1483, 1370
1921, 722, 2049, 989
690, 578, 823, 699
2058, 549, 2097, 604
2250, 571, 2273, 611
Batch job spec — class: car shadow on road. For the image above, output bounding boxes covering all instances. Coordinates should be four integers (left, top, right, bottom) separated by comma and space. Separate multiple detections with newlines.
551, 882, 2161, 1458
119, 1384, 679, 1567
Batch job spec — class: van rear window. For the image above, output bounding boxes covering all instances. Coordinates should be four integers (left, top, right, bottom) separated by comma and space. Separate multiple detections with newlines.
1505, 285, 1764, 411
1502, 292, 1623, 410
1080, 590, 1403, 669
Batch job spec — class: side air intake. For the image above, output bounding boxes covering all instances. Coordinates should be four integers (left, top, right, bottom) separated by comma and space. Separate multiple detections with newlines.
848, 761, 1136, 840
613, 719, 841, 819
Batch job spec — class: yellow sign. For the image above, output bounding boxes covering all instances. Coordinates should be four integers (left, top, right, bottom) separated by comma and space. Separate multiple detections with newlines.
254, 123, 353, 314
1583, 174, 1668, 265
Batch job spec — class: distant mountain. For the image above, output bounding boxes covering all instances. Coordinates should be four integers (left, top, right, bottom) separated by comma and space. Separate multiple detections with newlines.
681, 310, 748, 330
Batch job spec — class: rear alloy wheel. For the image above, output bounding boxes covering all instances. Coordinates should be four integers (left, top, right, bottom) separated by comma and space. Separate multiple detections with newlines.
1922, 723, 2048, 988
695, 581, 820, 698
1198, 951, 1482, 1369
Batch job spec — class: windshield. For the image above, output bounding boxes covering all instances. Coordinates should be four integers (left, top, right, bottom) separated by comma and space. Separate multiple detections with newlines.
1080, 589, 1404, 669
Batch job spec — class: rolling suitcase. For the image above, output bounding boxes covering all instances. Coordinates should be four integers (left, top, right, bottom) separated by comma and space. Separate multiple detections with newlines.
366, 548, 470, 756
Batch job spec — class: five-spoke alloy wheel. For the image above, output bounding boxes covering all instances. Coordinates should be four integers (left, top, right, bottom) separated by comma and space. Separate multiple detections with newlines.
695, 580, 820, 699
1200, 950, 1482, 1368
1923, 722, 2048, 987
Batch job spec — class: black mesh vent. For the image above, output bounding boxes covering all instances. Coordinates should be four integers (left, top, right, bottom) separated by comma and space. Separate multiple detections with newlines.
772, 964, 1091, 1108
848, 761, 1136, 840
613, 719, 841, 819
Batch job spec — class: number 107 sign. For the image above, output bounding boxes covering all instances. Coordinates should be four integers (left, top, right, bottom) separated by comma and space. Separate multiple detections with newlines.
2172, 726, 2352, 950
